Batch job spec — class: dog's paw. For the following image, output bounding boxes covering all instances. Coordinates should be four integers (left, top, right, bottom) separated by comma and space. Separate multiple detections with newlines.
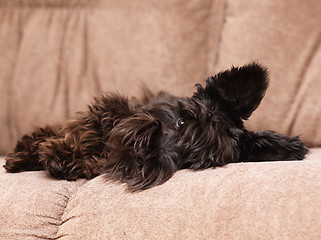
4, 152, 27, 172
4, 152, 44, 172
240, 131, 309, 162
44, 157, 79, 181
38, 139, 100, 181
286, 136, 309, 160
38, 139, 81, 180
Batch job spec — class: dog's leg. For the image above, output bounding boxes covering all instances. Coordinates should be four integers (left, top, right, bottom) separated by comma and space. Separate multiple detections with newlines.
4, 93, 133, 181
239, 130, 308, 162
37, 137, 105, 180
37, 95, 134, 180
4, 126, 59, 172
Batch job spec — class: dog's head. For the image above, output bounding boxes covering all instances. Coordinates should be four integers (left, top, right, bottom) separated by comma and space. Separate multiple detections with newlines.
106, 63, 269, 191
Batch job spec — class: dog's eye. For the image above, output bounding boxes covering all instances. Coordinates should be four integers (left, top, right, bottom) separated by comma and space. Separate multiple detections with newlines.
176, 118, 185, 128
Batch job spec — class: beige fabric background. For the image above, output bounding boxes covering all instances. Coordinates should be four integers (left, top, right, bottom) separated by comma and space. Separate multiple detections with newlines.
215, 0, 321, 147
0, 0, 320, 155
0, 0, 224, 154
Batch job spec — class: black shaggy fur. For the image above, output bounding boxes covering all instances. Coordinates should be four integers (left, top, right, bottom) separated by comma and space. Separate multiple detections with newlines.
4, 63, 308, 191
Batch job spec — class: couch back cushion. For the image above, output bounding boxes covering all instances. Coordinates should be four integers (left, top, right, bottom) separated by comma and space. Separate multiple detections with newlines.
0, 0, 320, 154
0, 0, 224, 154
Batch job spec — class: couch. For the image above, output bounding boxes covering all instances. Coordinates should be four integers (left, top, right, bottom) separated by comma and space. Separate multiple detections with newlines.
0, 0, 320, 239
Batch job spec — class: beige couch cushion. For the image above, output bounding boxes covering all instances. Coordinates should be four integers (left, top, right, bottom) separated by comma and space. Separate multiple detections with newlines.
1, 149, 321, 239
0, 158, 85, 239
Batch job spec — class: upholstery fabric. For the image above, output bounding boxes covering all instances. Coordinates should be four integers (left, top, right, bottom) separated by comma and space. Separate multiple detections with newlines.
1, 0, 320, 155
0, 157, 86, 239
0, 0, 224, 154
214, 0, 321, 147
1, 149, 321, 239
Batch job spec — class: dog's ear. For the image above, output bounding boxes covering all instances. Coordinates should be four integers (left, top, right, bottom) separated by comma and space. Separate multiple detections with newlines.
194, 63, 269, 119
105, 113, 176, 191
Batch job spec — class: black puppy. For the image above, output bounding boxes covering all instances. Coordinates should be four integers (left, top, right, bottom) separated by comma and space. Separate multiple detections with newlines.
4, 63, 308, 191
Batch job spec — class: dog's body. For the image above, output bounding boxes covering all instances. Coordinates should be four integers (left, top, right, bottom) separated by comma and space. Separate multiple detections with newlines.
4, 63, 308, 191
